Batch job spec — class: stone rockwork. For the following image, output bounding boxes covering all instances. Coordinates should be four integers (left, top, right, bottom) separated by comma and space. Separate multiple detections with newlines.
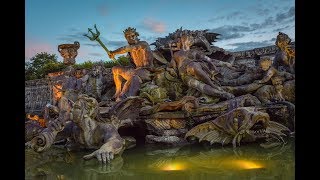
232, 42, 295, 67
24, 43, 293, 114
25, 68, 115, 114
25, 79, 52, 114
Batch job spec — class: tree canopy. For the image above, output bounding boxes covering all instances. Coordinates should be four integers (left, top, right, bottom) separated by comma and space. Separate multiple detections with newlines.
25, 52, 130, 80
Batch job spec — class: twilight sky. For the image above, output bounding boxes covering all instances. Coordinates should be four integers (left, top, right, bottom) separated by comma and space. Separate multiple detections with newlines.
26, 0, 295, 63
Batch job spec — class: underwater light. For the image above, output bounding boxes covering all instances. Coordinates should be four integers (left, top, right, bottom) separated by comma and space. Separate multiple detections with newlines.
162, 163, 186, 171
232, 160, 264, 169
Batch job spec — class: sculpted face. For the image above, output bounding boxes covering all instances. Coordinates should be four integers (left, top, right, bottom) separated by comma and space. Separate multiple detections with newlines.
180, 35, 193, 50
271, 76, 284, 92
276, 32, 291, 47
259, 59, 272, 71
125, 31, 139, 45
71, 95, 98, 124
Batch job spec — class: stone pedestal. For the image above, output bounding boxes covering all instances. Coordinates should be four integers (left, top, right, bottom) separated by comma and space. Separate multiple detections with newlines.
58, 41, 80, 65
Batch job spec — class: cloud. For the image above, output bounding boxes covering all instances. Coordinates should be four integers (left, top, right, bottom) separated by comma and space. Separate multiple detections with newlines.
97, 4, 108, 16
57, 32, 88, 42
209, 11, 247, 22
68, 27, 80, 32
249, 6, 295, 30
142, 18, 166, 33
25, 41, 55, 60
107, 40, 127, 47
273, 24, 294, 32
256, 8, 271, 16
89, 52, 103, 57
140, 35, 157, 43
83, 43, 100, 47
226, 40, 274, 52
276, 6, 295, 22
209, 25, 255, 40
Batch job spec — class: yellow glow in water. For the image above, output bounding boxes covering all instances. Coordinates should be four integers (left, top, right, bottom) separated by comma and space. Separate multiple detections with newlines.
162, 163, 185, 171
232, 160, 263, 169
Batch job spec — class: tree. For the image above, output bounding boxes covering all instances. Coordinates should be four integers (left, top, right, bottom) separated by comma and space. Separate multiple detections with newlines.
25, 52, 66, 80
25, 53, 131, 80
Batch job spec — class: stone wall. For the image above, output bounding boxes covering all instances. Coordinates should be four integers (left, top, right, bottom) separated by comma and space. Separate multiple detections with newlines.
25, 79, 52, 114
232, 42, 295, 60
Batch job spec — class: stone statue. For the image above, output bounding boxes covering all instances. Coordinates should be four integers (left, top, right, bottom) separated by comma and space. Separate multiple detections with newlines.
108, 27, 154, 102
58, 41, 80, 65
254, 57, 294, 84
81, 63, 108, 101
26, 94, 145, 164
152, 27, 235, 64
168, 34, 235, 100
185, 107, 289, 148
273, 32, 295, 73
25, 27, 295, 167
222, 57, 294, 96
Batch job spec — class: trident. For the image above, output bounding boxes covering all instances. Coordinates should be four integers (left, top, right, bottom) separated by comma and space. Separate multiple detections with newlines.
84, 24, 120, 64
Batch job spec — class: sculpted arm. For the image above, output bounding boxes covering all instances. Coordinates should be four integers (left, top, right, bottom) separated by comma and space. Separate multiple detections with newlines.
166, 56, 178, 77
256, 68, 275, 84
279, 71, 295, 80
83, 124, 125, 164
196, 52, 233, 69
109, 44, 144, 58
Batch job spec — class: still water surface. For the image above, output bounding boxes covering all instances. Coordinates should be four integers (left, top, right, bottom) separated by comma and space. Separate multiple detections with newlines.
25, 139, 294, 180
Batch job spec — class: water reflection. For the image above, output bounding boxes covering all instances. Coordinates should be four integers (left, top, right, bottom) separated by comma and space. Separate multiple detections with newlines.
25, 139, 294, 180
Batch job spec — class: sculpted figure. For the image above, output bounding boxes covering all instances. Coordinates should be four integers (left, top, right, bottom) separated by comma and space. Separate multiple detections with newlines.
28, 66, 83, 150
48, 66, 82, 122
254, 57, 294, 84
152, 28, 235, 64
185, 107, 290, 148
222, 57, 294, 96
273, 32, 295, 73
218, 65, 264, 86
254, 76, 286, 104
26, 94, 144, 164
108, 27, 154, 102
168, 34, 235, 100
81, 63, 108, 101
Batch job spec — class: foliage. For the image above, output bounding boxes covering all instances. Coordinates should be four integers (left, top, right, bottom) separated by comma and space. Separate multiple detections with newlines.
73, 61, 95, 70
25, 53, 131, 80
104, 55, 131, 68
25, 52, 66, 80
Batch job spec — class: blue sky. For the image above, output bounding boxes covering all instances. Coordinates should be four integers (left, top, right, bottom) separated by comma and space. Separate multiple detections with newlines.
26, 0, 295, 63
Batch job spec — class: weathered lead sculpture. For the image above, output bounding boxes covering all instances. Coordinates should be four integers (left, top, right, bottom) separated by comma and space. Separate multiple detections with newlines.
25, 27, 295, 165
273, 32, 295, 74
58, 41, 80, 65
26, 94, 144, 163
167, 33, 235, 100
108, 27, 154, 102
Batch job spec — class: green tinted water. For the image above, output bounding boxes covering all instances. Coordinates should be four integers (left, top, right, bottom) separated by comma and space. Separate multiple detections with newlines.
25, 139, 294, 180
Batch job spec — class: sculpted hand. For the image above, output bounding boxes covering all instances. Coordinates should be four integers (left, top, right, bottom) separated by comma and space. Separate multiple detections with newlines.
108, 52, 115, 59
83, 139, 124, 164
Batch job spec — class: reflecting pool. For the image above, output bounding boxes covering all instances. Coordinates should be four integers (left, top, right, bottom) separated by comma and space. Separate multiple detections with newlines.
25, 139, 294, 180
